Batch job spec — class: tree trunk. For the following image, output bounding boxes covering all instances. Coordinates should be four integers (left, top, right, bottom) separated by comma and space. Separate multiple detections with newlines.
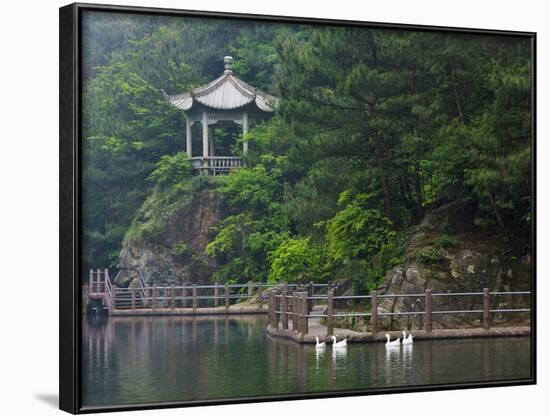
450, 65, 465, 124
370, 114, 393, 221
367, 46, 393, 220
486, 190, 508, 238
413, 166, 425, 220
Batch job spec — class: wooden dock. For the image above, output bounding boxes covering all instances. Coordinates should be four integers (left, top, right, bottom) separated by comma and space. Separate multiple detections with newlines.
109, 305, 267, 316
267, 318, 530, 344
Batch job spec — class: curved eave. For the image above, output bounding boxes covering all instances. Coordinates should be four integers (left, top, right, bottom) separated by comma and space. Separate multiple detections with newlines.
255, 94, 278, 112
167, 93, 193, 111
165, 74, 279, 112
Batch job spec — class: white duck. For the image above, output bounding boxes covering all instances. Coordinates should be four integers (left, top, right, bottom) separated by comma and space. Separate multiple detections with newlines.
385, 333, 401, 347
332, 335, 347, 348
315, 336, 326, 350
402, 330, 414, 345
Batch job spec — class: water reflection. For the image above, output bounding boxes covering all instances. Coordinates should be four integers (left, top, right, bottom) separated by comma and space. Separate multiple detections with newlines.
315, 348, 325, 370
332, 346, 348, 365
401, 344, 414, 371
82, 315, 531, 407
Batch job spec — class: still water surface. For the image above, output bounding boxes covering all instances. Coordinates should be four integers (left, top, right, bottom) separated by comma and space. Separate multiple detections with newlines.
82, 315, 531, 407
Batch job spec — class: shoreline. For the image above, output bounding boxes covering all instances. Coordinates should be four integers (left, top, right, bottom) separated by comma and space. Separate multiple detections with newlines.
266, 324, 531, 344
86, 305, 268, 316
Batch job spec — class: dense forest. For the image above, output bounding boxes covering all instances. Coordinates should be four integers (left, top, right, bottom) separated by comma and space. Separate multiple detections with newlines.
82, 12, 532, 292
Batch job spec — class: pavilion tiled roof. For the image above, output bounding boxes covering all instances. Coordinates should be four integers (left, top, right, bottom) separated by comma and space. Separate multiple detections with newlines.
165, 56, 278, 113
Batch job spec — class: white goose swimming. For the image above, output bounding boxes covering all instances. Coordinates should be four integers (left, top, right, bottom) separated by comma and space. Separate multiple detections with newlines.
315, 336, 326, 350
385, 333, 401, 347
402, 330, 414, 345
332, 335, 347, 348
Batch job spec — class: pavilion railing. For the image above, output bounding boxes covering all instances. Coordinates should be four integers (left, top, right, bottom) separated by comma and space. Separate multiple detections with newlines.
190, 156, 244, 172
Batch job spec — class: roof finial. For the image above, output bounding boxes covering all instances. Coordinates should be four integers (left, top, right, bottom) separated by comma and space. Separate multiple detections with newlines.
224, 56, 234, 75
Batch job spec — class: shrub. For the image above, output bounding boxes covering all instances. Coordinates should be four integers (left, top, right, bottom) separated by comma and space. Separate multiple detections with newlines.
268, 237, 331, 283
148, 152, 191, 188
435, 233, 460, 248
416, 247, 445, 265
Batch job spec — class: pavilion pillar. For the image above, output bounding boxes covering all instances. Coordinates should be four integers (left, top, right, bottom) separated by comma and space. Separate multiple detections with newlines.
242, 112, 249, 155
186, 118, 192, 157
202, 111, 209, 158
209, 127, 216, 157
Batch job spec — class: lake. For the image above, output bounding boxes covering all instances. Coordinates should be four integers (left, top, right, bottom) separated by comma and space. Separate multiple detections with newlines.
82, 315, 531, 407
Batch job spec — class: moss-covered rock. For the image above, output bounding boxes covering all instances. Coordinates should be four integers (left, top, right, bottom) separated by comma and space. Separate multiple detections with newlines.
117, 177, 223, 286
334, 200, 531, 331
375, 201, 531, 330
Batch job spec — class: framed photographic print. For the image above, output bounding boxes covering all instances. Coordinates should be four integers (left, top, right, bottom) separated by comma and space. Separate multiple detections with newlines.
59, 2, 536, 413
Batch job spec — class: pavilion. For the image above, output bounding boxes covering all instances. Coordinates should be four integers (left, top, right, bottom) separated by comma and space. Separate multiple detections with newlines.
164, 56, 279, 174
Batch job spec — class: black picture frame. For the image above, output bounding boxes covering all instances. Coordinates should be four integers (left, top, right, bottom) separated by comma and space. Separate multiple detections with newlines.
59, 2, 537, 414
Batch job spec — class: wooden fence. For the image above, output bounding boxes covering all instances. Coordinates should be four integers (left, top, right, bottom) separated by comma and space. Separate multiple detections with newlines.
86, 269, 334, 314
268, 287, 531, 336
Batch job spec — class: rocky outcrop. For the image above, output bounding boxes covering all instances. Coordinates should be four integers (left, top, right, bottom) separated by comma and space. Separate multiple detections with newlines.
116, 190, 222, 287
374, 200, 531, 330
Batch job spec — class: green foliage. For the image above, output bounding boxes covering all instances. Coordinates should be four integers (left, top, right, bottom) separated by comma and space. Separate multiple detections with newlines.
171, 242, 191, 255
326, 192, 396, 261
215, 156, 286, 210
81, 14, 532, 290
81, 15, 284, 270
205, 158, 290, 283
367, 234, 406, 285
416, 247, 446, 265
148, 152, 192, 188
325, 192, 404, 292
277, 27, 532, 245
435, 234, 460, 248
268, 237, 331, 283
229, 25, 280, 92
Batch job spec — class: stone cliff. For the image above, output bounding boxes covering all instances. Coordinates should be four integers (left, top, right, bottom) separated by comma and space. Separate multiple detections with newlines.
116, 184, 222, 287
333, 200, 531, 331
376, 200, 531, 330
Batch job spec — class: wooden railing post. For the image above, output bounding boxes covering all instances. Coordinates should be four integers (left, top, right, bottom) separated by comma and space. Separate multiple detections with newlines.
425, 289, 432, 333
180, 286, 186, 308
104, 268, 109, 293
268, 291, 275, 327
483, 288, 490, 330
297, 291, 304, 333
267, 292, 271, 325
281, 284, 288, 330
298, 292, 302, 333
225, 284, 230, 311
171, 284, 175, 309
371, 290, 378, 333
258, 282, 263, 307
307, 281, 314, 313
299, 292, 303, 332
99, 269, 104, 292
193, 284, 198, 311
326, 289, 334, 337
152, 284, 156, 310
301, 292, 308, 335
274, 291, 280, 329
94, 269, 99, 292
292, 292, 298, 332
89, 269, 93, 293
214, 284, 219, 307
248, 280, 253, 298
131, 287, 136, 311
